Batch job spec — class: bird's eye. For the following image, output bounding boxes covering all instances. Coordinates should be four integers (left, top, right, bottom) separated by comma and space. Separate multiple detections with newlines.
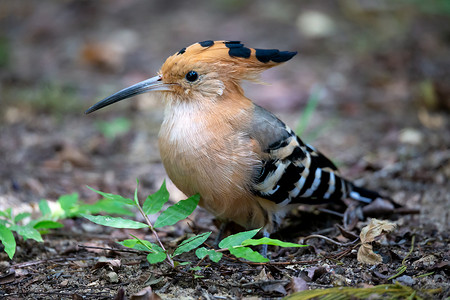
185, 71, 199, 82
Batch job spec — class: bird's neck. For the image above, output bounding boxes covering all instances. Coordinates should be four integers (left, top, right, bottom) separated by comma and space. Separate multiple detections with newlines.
159, 83, 253, 147
162, 82, 252, 121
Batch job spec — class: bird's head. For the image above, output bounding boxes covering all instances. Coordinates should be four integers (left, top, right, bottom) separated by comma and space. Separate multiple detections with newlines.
85, 40, 296, 113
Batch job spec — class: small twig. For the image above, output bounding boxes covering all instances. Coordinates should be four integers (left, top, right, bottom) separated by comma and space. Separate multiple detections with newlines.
240, 279, 290, 287
2, 291, 111, 298
393, 208, 421, 215
225, 256, 320, 266
302, 234, 360, 247
192, 255, 208, 270
12, 256, 99, 268
330, 247, 354, 260
135, 203, 175, 268
317, 208, 345, 218
77, 244, 142, 254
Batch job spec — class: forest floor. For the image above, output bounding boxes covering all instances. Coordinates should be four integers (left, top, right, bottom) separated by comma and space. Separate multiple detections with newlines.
0, 1, 449, 299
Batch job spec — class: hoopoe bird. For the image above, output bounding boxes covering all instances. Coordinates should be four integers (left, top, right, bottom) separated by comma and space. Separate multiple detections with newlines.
86, 40, 388, 237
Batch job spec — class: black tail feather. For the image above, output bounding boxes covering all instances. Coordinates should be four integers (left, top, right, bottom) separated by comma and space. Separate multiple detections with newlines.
348, 184, 383, 203
349, 183, 401, 207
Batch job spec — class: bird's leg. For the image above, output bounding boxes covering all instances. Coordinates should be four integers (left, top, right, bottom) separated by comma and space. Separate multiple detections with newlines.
214, 220, 228, 248
261, 230, 270, 258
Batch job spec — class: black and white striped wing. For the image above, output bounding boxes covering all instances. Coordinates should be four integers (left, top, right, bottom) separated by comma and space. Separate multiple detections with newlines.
253, 133, 351, 206
250, 105, 352, 206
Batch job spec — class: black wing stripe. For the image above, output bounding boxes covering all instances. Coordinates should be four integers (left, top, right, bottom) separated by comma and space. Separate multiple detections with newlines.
269, 162, 302, 203
258, 160, 278, 182
298, 158, 317, 196
306, 144, 338, 171
312, 171, 330, 199
331, 176, 343, 201
285, 146, 306, 162
255, 161, 302, 204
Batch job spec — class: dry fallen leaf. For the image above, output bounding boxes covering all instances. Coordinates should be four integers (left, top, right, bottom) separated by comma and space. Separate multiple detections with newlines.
130, 286, 161, 300
306, 266, 328, 281
289, 276, 309, 293
357, 218, 396, 265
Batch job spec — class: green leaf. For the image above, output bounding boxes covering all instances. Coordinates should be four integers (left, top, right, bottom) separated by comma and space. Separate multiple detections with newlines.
78, 199, 134, 216
38, 199, 51, 216
86, 186, 134, 206
133, 235, 164, 253
195, 247, 223, 263
218, 228, 260, 249
229, 246, 269, 263
10, 225, 43, 242
241, 237, 307, 248
33, 220, 64, 230
190, 266, 202, 271
14, 212, 31, 223
143, 180, 170, 215
172, 232, 211, 257
147, 251, 167, 264
154, 194, 200, 228
117, 238, 140, 248
58, 193, 79, 212
0, 225, 15, 259
117, 238, 162, 253
0, 208, 12, 220
81, 214, 148, 229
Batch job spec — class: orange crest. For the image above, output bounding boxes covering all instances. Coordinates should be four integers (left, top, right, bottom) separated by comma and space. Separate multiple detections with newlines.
161, 40, 297, 82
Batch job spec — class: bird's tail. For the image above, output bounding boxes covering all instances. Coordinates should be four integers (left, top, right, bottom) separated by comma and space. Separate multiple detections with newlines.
347, 182, 385, 204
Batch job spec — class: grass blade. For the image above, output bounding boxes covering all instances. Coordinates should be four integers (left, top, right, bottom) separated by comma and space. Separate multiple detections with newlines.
295, 85, 322, 136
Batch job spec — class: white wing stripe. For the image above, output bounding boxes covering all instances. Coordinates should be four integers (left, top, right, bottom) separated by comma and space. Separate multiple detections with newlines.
324, 172, 335, 199
301, 168, 322, 198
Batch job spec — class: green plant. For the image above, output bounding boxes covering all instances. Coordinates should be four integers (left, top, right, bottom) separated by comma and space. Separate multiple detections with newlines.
0, 208, 62, 259
82, 180, 307, 268
388, 235, 415, 280
0, 193, 132, 259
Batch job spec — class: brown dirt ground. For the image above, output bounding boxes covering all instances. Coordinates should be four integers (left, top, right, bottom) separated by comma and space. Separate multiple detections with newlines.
0, 1, 449, 299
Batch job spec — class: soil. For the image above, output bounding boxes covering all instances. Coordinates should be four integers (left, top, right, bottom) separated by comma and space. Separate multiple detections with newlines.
0, 1, 449, 299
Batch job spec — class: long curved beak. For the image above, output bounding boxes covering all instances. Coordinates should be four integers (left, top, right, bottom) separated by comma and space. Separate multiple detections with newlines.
85, 74, 170, 114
